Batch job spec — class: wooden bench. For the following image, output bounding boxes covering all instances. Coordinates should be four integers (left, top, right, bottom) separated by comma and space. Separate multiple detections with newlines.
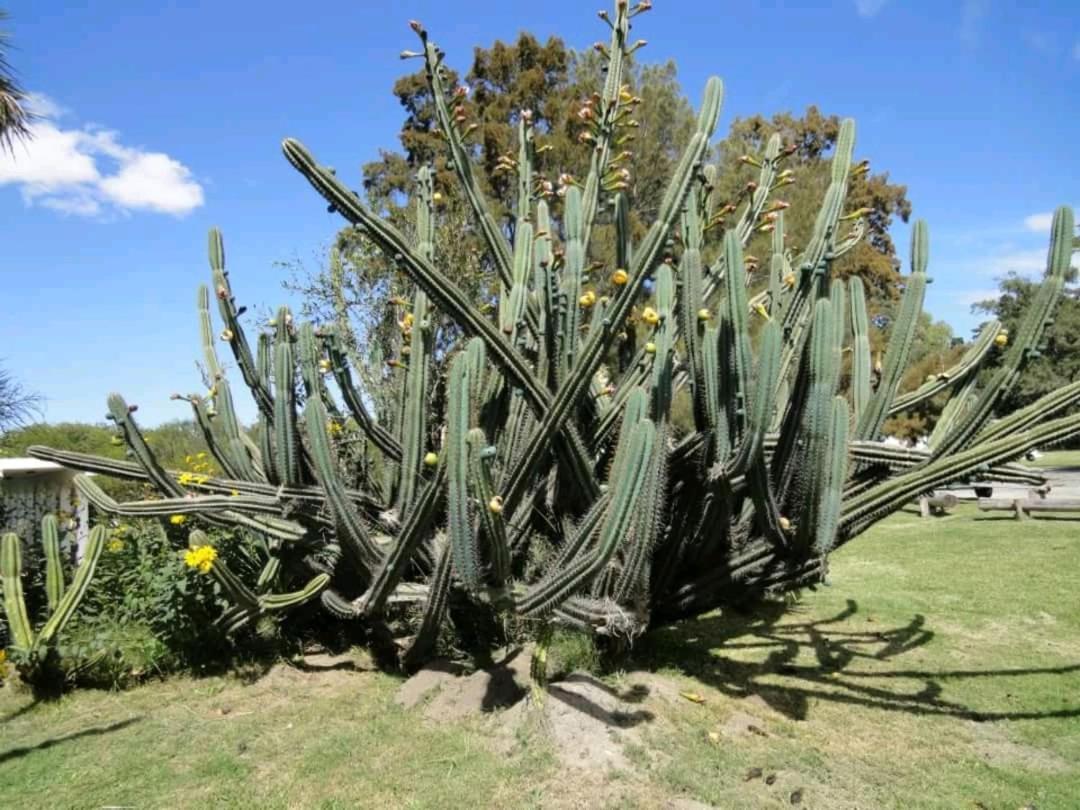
977, 488, 1080, 520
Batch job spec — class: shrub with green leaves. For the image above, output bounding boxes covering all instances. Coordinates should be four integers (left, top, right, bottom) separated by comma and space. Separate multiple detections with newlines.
28, 2, 1079, 673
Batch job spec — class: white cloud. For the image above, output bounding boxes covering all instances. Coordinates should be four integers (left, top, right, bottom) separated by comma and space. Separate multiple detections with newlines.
855, 0, 888, 18
0, 93, 204, 218
980, 248, 1047, 278
1023, 212, 1054, 234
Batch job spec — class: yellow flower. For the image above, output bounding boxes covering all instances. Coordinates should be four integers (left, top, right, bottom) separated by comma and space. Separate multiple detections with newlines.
994, 329, 1009, 348
488, 495, 504, 515
783, 272, 796, 288
753, 303, 771, 320
107, 538, 125, 553
318, 358, 332, 373
611, 269, 629, 286
579, 290, 597, 308
327, 420, 343, 436
183, 545, 218, 575
169, 514, 187, 526
178, 472, 195, 485
697, 308, 712, 322
641, 307, 660, 326
423, 452, 439, 467
230, 489, 240, 497
644, 342, 657, 355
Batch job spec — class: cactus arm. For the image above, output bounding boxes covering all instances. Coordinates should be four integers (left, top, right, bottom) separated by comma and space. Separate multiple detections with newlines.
396, 167, 437, 511
303, 394, 382, 569
842, 409, 1080, 537
445, 350, 481, 591
813, 397, 850, 555
323, 331, 403, 461
468, 429, 511, 588
272, 310, 302, 486
401, 534, 454, 672
415, 34, 514, 290
259, 573, 330, 611
501, 124, 716, 515
208, 228, 274, 419
788, 300, 841, 548
361, 462, 446, 617
36, 525, 105, 650
107, 393, 186, 498
931, 206, 1074, 456
977, 378, 1080, 444
1, 532, 35, 651
283, 139, 547, 413
72, 474, 308, 541
888, 319, 999, 415
727, 317, 781, 478
848, 277, 872, 424
518, 418, 656, 615
41, 514, 65, 612
855, 220, 929, 441
27, 446, 383, 517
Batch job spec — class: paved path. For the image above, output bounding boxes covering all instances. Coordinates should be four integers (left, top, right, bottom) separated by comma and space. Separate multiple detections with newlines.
944, 465, 1080, 500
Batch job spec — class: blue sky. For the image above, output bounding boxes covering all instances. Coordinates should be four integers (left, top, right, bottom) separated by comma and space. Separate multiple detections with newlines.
1, 0, 1077, 426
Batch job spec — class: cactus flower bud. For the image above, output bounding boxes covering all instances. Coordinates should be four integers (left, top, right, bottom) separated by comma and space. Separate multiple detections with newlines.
424, 452, 439, 467
488, 495, 504, 514
579, 290, 597, 308
994, 333, 1008, 347
611, 269, 629, 286
644, 341, 657, 354
220, 329, 234, 341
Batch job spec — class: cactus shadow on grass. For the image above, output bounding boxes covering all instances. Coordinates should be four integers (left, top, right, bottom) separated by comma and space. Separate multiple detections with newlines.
0, 716, 141, 764
631, 599, 1080, 723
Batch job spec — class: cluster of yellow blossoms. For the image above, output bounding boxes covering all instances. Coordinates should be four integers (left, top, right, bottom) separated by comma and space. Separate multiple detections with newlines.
183, 544, 217, 574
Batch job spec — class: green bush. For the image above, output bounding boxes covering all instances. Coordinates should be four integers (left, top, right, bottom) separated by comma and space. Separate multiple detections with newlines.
59, 518, 285, 688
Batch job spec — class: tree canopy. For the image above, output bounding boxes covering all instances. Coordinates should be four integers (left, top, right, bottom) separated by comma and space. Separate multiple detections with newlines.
972, 268, 1080, 416
287, 32, 915, 392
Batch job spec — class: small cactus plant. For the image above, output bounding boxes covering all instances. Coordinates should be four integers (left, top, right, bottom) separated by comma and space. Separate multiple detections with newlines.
29, 2, 1079, 671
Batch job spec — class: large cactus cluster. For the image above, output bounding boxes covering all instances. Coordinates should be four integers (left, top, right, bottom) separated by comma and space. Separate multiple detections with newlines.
28, 2, 1079, 670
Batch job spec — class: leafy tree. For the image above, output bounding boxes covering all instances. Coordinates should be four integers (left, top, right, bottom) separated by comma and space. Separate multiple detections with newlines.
285, 35, 698, 369
711, 106, 912, 308
881, 314, 962, 442
972, 268, 1080, 415
0, 10, 32, 154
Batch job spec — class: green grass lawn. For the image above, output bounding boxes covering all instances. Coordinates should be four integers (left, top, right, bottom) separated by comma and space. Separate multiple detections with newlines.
2, 505, 1078, 809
